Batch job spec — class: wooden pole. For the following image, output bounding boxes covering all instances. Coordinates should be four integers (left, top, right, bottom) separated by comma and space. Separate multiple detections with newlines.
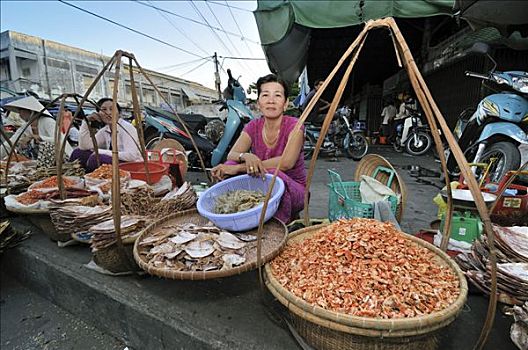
127, 55, 151, 184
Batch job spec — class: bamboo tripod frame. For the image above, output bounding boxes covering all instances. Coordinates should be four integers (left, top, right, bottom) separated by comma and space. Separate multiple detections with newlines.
3, 50, 211, 268
256, 18, 497, 350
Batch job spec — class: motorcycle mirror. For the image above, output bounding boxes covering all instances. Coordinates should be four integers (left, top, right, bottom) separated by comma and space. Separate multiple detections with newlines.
469, 42, 490, 55
469, 42, 497, 73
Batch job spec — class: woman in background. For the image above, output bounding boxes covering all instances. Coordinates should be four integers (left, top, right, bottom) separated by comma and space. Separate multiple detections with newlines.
70, 98, 142, 172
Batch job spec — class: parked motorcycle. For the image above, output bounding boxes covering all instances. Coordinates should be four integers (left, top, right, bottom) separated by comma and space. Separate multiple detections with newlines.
304, 106, 368, 161
143, 69, 254, 170
393, 110, 433, 156
446, 43, 528, 182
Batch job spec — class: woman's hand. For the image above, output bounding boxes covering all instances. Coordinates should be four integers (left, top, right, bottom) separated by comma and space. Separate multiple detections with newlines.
242, 153, 266, 178
86, 112, 101, 123
211, 164, 240, 181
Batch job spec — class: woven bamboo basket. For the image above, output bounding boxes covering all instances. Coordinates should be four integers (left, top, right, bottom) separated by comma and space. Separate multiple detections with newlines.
93, 237, 139, 274
264, 224, 468, 350
354, 154, 407, 222
133, 209, 288, 280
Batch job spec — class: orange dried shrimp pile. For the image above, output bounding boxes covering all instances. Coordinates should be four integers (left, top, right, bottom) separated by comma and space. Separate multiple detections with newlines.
16, 190, 49, 205
271, 219, 460, 319
88, 164, 128, 180
32, 176, 77, 189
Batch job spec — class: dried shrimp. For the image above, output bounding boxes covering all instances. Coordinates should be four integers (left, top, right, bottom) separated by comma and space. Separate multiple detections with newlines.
214, 189, 266, 214
271, 218, 460, 319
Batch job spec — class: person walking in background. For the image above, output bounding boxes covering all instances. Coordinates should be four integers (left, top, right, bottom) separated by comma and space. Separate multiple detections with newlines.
380, 99, 397, 141
301, 79, 330, 125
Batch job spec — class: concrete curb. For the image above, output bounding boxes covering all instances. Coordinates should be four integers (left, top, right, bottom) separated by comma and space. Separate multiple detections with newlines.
3, 227, 296, 350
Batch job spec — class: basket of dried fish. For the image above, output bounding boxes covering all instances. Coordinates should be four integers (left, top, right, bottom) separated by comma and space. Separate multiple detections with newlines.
197, 174, 285, 231
49, 205, 112, 243
90, 216, 148, 273
133, 209, 288, 280
264, 218, 468, 350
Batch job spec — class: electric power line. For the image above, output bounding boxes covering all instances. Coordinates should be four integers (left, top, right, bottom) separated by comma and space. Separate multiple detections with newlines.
223, 0, 254, 55
203, 1, 253, 74
155, 56, 211, 71
188, 0, 233, 57
132, 0, 260, 44
204, 0, 254, 13
58, 0, 210, 60
219, 56, 266, 60
146, 0, 210, 57
179, 59, 211, 77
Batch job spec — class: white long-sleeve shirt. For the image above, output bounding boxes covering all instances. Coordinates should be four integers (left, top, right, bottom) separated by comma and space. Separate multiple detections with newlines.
78, 119, 143, 162
1, 116, 72, 159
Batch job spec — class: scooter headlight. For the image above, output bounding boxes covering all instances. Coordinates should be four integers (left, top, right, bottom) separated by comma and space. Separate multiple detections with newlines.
512, 76, 528, 94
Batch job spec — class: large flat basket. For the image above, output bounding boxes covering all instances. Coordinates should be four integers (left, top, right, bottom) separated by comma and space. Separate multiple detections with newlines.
264, 224, 468, 350
134, 209, 288, 280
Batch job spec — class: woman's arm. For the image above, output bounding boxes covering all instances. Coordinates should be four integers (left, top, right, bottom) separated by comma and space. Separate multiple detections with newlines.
116, 122, 143, 162
78, 120, 105, 150
226, 131, 252, 162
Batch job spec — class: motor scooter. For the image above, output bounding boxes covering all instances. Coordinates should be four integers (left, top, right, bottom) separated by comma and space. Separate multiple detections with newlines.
143, 69, 254, 170
446, 43, 528, 183
304, 105, 368, 161
393, 109, 433, 156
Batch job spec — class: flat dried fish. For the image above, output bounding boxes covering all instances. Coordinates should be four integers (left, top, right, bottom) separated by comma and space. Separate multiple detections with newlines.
217, 232, 246, 250
185, 240, 215, 258
222, 254, 246, 269
169, 231, 197, 244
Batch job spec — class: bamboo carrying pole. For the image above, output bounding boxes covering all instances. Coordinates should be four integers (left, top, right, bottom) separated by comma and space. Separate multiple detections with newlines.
256, 17, 498, 350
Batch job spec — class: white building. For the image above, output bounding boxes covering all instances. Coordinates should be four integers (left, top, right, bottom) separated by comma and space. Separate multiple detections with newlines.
0, 30, 217, 111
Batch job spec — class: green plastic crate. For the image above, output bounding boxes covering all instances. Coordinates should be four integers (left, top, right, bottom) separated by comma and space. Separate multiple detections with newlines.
327, 170, 398, 221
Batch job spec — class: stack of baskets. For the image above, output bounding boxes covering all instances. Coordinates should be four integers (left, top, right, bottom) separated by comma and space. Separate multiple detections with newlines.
328, 154, 407, 222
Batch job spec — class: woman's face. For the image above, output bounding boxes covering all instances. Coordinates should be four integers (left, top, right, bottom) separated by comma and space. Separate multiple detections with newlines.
257, 82, 288, 119
99, 100, 119, 125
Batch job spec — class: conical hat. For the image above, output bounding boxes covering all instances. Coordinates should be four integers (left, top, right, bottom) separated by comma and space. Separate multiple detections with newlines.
4, 96, 52, 116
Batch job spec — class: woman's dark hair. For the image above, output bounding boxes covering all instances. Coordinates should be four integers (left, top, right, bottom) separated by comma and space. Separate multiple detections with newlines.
96, 98, 121, 113
314, 79, 324, 86
256, 74, 289, 98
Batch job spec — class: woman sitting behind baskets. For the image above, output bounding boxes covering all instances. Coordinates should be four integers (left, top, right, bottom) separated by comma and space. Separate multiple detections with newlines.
211, 74, 306, 224
70, 98, 142, 172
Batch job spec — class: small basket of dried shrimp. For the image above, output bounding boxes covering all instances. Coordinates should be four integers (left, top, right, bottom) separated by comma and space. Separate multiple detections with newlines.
264, 218, 468, 350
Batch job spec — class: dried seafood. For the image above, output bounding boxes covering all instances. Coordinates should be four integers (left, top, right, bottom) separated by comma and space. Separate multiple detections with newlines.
456, 225, 528, 305
49, 205, 113, 241
214, 189, 266, 214
30, 160, 85, 181
31, 175, 78, 190
90, 216, 148, 251
271, 218, 460, 319
16, 188, 97, 206
152, 182, 197, 218
16, 190, 49, 205
137, 223, 249, 271
87, 164, 129, 180
121, 186, 158, 216
0, 220, 31, 253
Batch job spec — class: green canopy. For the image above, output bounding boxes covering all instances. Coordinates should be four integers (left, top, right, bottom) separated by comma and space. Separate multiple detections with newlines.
254, 0, 454, 82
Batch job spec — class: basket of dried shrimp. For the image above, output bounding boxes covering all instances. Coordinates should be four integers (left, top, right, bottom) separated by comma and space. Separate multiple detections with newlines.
264, 218, 467, 350
133, 208, 288, 280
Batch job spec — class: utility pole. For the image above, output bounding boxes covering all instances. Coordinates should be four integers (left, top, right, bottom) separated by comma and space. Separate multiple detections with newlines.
214, 52, 222, 99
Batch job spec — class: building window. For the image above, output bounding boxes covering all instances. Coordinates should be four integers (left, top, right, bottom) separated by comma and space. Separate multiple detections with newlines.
22, 68, 31, 78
